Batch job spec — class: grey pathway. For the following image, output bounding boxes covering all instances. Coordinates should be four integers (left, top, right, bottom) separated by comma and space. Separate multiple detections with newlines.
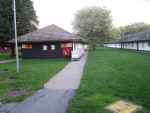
8, 54, 87, 113
0, 59, 16, 64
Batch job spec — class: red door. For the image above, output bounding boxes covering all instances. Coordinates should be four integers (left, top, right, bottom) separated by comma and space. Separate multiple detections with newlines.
62, 47, 70, 58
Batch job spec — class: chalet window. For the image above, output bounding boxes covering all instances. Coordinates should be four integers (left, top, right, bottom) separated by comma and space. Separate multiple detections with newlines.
148, 42, 150, 47
61, 43, 72, 48
142, 43, 144, 48
22, 44, 32, 49
124, 44, 127, 47
43, 45, 48, 51
66, 43, 72, 47
51, 45, 55, 50
131, 43, 134, 47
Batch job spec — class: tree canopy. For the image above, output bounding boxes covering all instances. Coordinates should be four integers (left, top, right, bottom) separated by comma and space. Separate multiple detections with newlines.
0, 0, 12, 42
0, 0, 38, 42
73, 6, 112, 49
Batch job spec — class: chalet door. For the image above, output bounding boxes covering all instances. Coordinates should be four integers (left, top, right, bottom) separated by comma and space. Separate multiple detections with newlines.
60, 43, 72, 58
62, 47, 71, 57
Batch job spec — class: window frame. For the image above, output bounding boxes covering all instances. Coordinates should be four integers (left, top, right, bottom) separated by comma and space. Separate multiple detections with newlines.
142, 42, 144, 48
131, 43, 134, 47
51, 44, 55, 50
43, 45, 48, 51
148, 42, 150, 47
22, 44, 32, 49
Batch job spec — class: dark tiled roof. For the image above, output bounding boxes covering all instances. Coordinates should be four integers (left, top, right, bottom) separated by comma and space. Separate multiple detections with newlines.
120, 29, 150, 42
9, 24, 82, 43
105, 30, 150, 44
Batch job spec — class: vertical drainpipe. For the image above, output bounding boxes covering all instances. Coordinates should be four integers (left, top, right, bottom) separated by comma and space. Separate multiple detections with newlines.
71, 41, 74, 59
136, 41, 139, 51
73, 41, 75, 51
120, 42, 122, 49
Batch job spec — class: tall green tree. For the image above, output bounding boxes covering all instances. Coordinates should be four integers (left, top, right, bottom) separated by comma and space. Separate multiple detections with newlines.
73, 6, 112, 49
0, 0, 13, 42
109, 27, 121, 39
16, 0, 38, 36
0, 0, 38, 42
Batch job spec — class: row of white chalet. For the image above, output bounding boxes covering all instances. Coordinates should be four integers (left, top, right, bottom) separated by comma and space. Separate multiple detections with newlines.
104, 30, 150, 51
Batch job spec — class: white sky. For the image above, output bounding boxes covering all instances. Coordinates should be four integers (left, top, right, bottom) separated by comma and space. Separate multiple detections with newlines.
32, 0, 150, 32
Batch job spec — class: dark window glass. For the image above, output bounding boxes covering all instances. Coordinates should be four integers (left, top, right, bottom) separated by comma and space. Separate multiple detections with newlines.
148, 42, 150, 47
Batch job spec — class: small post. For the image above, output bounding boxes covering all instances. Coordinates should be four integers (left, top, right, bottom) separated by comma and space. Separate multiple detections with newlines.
73, 41, 75, 51
13, 0, 20, 73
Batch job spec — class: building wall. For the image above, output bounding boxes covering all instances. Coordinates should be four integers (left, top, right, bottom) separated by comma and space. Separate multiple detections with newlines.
104, 41, 150, 51
73, 43, 87, 55
122, 42, 137, 50
138, 42, 150, 51
21, 42, 73, 58
73, 43, 84, 50
104, 44, 116, 48
104, 43, 121, 48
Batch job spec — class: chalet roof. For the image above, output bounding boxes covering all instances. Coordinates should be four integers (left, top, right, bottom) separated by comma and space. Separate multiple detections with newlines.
9, 24, 83, 43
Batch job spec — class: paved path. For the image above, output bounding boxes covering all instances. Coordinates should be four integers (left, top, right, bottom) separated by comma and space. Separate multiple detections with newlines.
0, 59, 16, 64
8, 55, 87, 113
44, 55, 86, 90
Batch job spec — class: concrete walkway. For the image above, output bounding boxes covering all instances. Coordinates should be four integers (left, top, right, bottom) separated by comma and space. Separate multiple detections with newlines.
0, 59, 16, 64
44, 55, 86, 90
8, 54, 87, 113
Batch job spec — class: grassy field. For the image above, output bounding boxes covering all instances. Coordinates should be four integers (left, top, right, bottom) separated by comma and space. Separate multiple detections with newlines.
0, 59, 67, 103
0, 53, 12, 61
68, 48, 150, 113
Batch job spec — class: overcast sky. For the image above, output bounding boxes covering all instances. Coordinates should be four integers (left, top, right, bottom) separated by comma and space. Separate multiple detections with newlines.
32, 0, 150, 32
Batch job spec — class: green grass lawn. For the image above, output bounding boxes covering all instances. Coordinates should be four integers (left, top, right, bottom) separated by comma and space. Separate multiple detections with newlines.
0, 53, 12, 61
0, 59, 67, 103
68, 48, 150, 113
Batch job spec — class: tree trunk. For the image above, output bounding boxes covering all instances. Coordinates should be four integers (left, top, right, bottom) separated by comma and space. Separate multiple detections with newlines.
11, 44, 15, 57
91, 44, 96, 51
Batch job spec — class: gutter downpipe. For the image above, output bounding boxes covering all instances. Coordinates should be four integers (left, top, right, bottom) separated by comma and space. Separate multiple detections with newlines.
136, 41, 139, 51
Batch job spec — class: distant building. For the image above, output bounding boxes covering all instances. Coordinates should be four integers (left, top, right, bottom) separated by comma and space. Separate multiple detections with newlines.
9, 24, 85, 59
104, 30, 150, 51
